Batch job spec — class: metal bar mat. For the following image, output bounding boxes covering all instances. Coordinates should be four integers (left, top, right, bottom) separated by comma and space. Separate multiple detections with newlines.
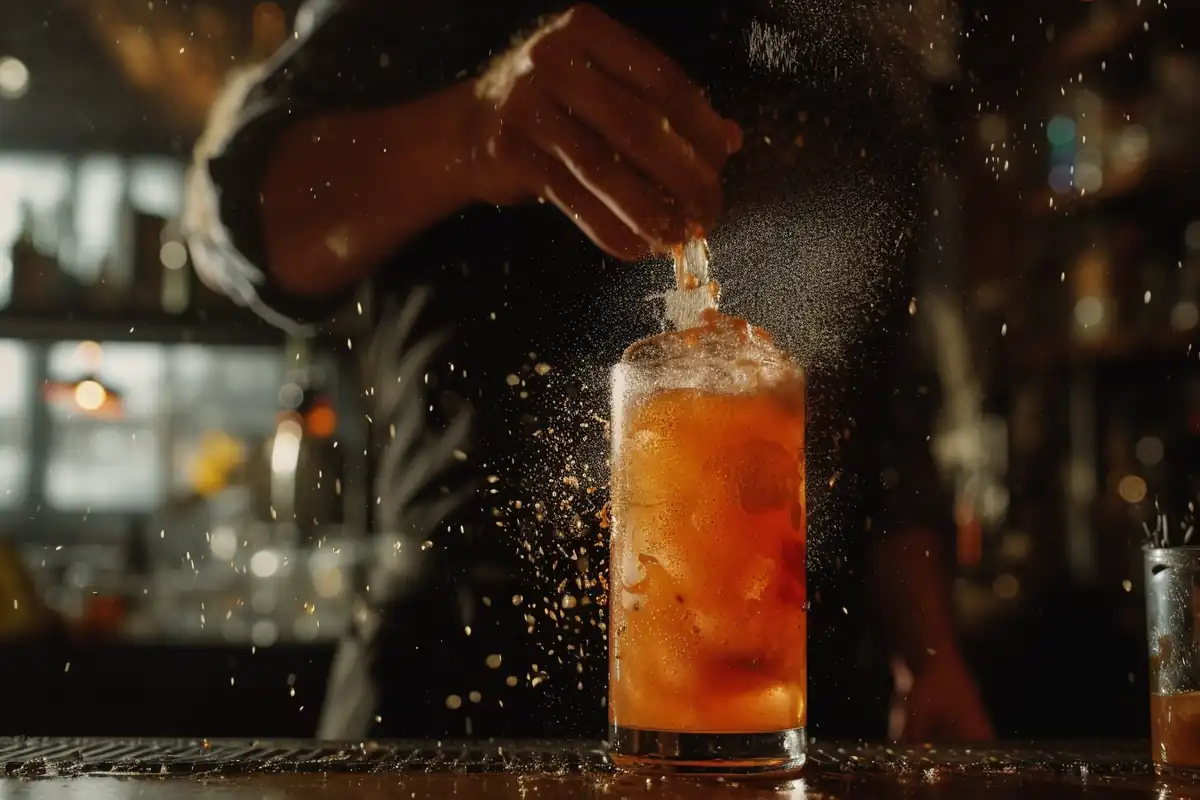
0, 738, 1152, 778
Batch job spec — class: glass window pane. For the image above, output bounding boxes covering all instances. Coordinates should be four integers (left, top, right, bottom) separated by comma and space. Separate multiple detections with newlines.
39, 342, 294, 509
0, 339, 30, 509
45, 422, 163, 511
72, 155, 126, 281
167, 345, 284, 496
0, 447, 28, 509
44, 341, 165, 511
128, 158, 184, 218
169, 345, 283, 432
0, 339, 29, 416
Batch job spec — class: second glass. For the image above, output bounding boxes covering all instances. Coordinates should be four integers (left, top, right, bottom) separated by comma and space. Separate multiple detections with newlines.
608, 313, 806, 776
1145, 545, 1200, 773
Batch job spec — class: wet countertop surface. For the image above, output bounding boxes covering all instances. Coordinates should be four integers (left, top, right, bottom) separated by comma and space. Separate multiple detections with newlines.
0, 738, 1193, 798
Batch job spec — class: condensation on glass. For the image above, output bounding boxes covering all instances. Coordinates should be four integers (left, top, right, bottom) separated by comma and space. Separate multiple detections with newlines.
608, 312, 807, 777
1146, 546, 1200, 773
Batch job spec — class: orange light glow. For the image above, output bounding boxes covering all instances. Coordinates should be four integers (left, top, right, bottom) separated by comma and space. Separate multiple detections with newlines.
955, 502, 984, 568
305, 404, 337, 439
74, 341, 103, 369
252, 2, 287, 58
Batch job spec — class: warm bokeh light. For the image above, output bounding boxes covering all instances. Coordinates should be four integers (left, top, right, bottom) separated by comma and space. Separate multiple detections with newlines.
978, 113, 1007, 145
1073, 296, 1105, 329
73, 380, 107, 412
1186, 221, 1200, 251
1136, 437, 1165, 467
270, 419, 304, 475
250, 549, 281, 579
0, 57, 29, 100
189, 431, 248, 496
1117, 475, 1148, 504
305, 404, 337, 439
993, 573, 1021, 600
252, 2, 287, 59
1171, 302, 1199, 331
159, 240, 188, 270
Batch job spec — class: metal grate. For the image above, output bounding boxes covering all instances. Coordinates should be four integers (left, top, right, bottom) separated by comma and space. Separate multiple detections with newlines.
0, 738, 1152, 778
0, 739, 608, 777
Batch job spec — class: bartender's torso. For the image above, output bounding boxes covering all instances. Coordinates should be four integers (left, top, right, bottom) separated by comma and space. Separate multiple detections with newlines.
310, 0, 933, 740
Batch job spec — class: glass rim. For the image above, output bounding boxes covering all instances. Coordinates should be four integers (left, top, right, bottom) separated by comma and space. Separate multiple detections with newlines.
611, 355, 805, 376
1144, 545, 1200, 571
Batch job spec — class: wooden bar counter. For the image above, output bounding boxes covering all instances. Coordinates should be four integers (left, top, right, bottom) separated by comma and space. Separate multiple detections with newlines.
0, 738, 1191, 798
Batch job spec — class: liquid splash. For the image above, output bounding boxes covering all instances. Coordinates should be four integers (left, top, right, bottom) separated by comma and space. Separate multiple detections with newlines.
664, 238, 722, 331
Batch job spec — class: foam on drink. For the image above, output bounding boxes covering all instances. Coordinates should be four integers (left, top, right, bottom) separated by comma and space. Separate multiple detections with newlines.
1153, 691, 1200, 768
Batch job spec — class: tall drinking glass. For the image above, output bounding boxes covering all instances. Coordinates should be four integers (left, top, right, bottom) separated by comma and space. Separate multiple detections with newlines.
1145, 546, 1200, 773
608, 312, 807, 776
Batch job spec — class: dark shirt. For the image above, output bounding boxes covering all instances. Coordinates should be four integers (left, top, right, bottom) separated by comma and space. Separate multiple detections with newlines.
185, 0, 953, 740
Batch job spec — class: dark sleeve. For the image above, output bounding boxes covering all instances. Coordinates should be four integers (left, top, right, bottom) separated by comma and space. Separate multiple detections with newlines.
182, 0, 543, 327
854, 316, 955, 541
837, 138, 953, 543
713, 6, 952, 547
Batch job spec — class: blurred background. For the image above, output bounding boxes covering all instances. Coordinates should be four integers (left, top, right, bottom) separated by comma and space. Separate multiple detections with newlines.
0, 0, 1196, 740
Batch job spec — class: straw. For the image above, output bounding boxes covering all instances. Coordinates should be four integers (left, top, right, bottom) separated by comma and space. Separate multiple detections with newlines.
1145, 500, 1199, 549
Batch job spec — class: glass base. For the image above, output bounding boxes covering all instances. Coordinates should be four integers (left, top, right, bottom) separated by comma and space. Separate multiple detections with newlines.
609, 725, 806, 778
1155, 761, 1200, 778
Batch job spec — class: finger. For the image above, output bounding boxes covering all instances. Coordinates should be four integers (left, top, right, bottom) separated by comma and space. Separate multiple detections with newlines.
508, 145, 654, 262
539, 50, 724, 230
560, 3, 741, 165
508, 92, 687, 247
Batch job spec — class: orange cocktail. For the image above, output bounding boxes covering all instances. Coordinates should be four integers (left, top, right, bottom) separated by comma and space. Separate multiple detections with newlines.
609, 310, 806, 776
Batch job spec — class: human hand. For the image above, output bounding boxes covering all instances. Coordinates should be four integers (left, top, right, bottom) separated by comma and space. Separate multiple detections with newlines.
465, 3, 743, 260
891, 648, 995, 743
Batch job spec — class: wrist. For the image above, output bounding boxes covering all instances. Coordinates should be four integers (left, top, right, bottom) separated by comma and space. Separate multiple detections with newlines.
448, 79, 533, 207
364, 81, 488, 216
418, 81, 487, 210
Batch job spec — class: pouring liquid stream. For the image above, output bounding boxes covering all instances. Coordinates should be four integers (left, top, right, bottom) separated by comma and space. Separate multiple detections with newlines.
664, 238, 721, 331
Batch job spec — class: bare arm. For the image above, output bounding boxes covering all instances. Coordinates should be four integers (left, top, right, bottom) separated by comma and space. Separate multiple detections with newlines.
195, 2, 737, 312
259, 82, 478, 298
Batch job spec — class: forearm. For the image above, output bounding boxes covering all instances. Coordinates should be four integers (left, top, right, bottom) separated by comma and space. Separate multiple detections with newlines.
869, 527, 960, 674
260, 82, 479, 297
